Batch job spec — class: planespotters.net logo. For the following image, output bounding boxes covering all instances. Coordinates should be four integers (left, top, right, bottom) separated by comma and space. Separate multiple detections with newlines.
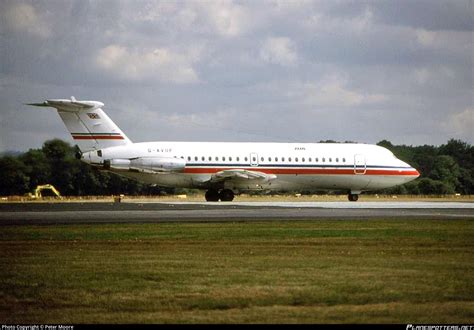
407, 325, 474, 330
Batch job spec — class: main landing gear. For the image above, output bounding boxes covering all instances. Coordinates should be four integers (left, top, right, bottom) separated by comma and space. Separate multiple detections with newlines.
205, 189, 235, 202
348, 193, 359, 202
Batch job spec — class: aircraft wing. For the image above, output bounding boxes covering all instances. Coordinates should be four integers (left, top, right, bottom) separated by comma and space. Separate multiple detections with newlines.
209, 169, 277, 183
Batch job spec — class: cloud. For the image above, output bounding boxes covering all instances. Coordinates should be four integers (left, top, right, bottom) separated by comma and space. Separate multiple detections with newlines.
443, 108, 474, 139
95, 45, 199, 83
2, 3, 51, 38
415, 29, 471, 55
303, 6, 374, 35
199, 0, 248, 37
260, 37, 298, 66
303, 82, 387, 108
372, 1, 473, 32
129, 1, 249, 38
413, 66, 455, 86
166, 108, 238, 131
415, 29, 436, 47
273, 75, 388, 108
0, 1, 473, 152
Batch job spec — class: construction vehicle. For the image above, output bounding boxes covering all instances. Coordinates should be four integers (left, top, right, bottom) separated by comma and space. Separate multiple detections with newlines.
31, 184, 62, 199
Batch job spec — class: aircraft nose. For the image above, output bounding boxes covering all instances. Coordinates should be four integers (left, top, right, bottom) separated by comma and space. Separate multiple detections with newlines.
399, 159, 420, 179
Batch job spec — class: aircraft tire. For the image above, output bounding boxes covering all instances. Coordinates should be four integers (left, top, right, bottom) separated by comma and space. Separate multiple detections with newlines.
205, 189, 220, 202
219, 189, 235, 202
348, 194, 359, 202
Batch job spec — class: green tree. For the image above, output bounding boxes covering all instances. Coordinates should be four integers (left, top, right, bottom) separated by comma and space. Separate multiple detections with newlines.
376, 140, 394, 149
417, 178, 437, 194
20, 149, 51, 189
42, 139, 77, 194
404, 181, 420, 195
43, 139, 72, 161
429, 155, 460, 192
439, 139, 473, 194
439, 139, 473, 169
0, 156, 30, 195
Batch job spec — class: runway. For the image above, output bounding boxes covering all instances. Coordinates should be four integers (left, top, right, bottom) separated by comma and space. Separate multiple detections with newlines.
0, 201, 473, 225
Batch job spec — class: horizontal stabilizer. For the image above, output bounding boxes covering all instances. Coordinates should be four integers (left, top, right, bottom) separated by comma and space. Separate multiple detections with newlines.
27, 97, 104, 112
26, 102, 50, 107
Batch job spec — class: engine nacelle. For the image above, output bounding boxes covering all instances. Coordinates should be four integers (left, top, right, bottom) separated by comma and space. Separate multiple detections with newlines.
130, 157, 186, 173
103, 158, 131, 170
104, 157, 186, 173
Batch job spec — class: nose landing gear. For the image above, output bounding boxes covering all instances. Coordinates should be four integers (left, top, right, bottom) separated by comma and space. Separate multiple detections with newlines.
205, 189, 235, 202
348, 193, 359, 202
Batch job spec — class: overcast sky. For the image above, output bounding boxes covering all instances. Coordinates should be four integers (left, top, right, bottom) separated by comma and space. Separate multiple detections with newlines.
0, 0, 472, 152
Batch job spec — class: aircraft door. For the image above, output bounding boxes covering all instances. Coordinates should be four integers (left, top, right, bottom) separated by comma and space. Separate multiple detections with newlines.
354, 154, 366, 174
250, 153, 258, 167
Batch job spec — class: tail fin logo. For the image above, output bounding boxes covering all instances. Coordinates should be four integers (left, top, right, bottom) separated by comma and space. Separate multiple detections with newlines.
87, 113, 101, 119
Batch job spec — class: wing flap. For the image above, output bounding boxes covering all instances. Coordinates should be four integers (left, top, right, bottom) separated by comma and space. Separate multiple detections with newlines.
210, 169, 277, 183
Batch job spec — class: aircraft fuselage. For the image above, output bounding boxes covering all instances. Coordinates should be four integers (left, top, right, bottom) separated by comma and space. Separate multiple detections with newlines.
82, 141, 419, 195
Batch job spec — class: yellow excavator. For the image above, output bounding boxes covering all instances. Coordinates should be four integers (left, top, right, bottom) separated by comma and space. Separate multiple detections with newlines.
32, 184, 62, 200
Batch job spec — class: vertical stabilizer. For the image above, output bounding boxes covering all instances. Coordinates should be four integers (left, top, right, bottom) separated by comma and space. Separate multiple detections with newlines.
27, 97, 132, 152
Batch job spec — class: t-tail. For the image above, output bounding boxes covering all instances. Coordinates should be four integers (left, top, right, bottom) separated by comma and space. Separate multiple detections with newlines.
27, 97, 132, 152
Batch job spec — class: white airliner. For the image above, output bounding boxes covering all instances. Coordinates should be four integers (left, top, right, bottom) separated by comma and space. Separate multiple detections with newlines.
28, 97, 420, 201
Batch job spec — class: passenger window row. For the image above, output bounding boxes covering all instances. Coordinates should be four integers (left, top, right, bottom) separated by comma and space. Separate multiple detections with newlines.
181, 156, 347, 164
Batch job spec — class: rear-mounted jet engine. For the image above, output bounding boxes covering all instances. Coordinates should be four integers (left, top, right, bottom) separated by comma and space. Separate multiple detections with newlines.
103, 157, 186, 173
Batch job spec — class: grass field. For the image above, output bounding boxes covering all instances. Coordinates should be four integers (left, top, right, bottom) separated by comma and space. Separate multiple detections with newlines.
1, 219, 473, 323
2, 194, 473, 203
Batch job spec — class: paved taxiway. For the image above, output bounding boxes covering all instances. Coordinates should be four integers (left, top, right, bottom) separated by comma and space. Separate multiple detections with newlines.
0, 201, 472, 225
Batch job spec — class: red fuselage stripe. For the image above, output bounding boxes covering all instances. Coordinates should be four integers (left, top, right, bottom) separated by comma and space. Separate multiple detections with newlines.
183, 167, 419, 176
72, 136, 124, 140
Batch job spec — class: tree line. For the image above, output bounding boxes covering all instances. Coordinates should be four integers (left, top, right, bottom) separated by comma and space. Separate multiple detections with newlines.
376, 139, 472, 195
0, 139, 163, 196
0, 138, 472, 196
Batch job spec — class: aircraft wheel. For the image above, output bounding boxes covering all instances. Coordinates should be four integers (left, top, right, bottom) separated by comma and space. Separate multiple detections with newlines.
205, 189, 220, 202
348, 194, 359, 202
219, 189, 235, 202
